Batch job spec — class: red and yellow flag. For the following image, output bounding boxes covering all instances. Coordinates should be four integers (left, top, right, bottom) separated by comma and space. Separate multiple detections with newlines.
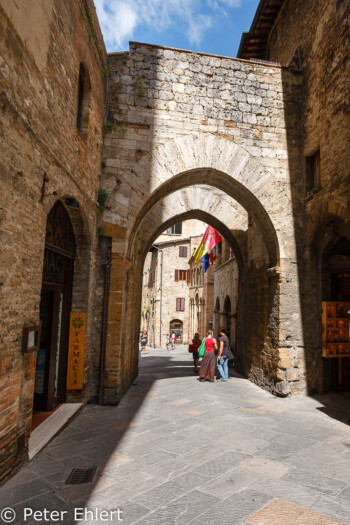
193, 226, 222, 264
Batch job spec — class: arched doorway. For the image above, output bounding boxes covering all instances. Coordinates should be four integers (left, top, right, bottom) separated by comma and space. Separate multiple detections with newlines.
33, 201, 76, 412
170, 319, 183, 343
214, 297, 221, 335
224, 295, 232, 342
321, 233, 350, 392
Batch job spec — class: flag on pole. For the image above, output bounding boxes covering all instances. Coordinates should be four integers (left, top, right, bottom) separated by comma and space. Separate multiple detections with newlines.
193, 226, 222, 264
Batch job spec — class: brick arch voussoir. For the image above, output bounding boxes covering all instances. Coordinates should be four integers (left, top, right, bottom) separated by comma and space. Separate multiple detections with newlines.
127, 168, 278, 267
133, 134, 250, 195
137, 209, 246, 277
127, 134, 281, 268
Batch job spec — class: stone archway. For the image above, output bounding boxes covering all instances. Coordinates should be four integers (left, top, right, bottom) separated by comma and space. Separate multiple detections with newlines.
102, 133, 303, 400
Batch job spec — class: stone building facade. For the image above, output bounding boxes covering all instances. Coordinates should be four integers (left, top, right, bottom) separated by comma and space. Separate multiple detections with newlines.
238, 0, 350, 392
0, 0, 106, 482
188, 237, 215, 342
141, 220, 205, 347
188, 236, 239, 350
101, 41, 303, 403
213, 239, 239, 348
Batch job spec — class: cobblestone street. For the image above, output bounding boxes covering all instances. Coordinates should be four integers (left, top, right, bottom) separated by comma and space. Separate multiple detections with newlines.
2, 345, 350, 524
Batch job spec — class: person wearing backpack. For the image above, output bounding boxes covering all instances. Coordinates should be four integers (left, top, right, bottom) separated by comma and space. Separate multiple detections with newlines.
217, 328, 231, 382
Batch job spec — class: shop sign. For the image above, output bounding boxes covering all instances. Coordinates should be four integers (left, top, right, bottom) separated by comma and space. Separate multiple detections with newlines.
67, 313, 86, 390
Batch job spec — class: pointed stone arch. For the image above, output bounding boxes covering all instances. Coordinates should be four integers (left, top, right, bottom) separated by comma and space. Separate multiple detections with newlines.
125, 133, 293, 265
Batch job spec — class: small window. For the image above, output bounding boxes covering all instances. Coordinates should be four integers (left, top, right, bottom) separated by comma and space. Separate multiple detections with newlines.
179, 246, 188, 258
175, 269, 189, 282
176, 298, 185, 312
306, 150, 321, 193
76, 63, 91, 139
167, 223, 182, 235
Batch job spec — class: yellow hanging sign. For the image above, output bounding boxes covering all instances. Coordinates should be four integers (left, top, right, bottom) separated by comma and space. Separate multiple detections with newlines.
67, 312, 86, 390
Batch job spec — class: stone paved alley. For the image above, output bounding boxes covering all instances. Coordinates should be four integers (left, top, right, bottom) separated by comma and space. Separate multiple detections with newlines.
2, 346, 350, 525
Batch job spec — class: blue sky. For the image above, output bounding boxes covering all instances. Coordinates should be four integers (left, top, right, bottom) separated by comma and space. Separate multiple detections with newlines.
94, 0, 260, 58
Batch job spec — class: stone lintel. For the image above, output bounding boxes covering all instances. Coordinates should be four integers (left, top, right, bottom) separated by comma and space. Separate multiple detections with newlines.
100, 221, 127, 239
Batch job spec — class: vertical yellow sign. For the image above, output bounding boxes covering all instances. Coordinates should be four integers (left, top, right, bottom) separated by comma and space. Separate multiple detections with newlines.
67, 312, 86, 390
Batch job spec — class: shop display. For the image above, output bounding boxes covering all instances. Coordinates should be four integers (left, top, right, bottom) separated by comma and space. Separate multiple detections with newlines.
322, 301, 350, 358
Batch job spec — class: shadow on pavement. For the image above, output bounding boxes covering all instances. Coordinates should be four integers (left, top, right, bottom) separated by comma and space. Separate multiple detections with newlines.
0, 349, 222, 524
313, 392, 350, 426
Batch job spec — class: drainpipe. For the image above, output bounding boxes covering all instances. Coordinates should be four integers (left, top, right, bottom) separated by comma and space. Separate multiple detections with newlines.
99, 250, 111, 405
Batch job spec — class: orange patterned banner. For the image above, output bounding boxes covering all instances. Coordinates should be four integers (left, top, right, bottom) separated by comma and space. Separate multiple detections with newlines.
67, 313, 86, 390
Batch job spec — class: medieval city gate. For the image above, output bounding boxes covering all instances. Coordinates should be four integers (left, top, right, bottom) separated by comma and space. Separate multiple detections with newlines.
98, 42, 307, 402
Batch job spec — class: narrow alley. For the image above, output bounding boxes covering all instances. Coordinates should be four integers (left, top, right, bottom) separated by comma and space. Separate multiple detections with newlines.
2, 346, 350, 524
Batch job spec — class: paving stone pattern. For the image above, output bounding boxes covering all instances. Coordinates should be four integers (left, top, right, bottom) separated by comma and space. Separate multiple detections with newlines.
1, 346, 350, 524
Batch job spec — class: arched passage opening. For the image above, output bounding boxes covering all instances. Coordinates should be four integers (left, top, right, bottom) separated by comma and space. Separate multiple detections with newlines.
309, 215, 350, 393
214, 297, 221, 335
224, 296, 232, 343
102, 126, 306, 403
126, 169, 279, 269
170, 319, 183, 344
114, 171, 283, 396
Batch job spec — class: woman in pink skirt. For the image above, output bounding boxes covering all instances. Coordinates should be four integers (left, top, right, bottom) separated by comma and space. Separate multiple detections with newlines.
199, 330, 218, 382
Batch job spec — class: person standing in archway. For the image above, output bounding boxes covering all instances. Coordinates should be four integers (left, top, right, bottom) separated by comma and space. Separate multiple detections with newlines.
171, 330, 176, 350
190, 332, 201, 373
217, 328, 230, 382
166, 333, 171, 351
199, 330, 217, 382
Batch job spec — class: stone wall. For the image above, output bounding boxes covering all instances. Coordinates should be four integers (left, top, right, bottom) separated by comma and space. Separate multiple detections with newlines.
0, 0, 106, 482
101, 42, 306, 401
266, 0, 350, 392
141, 220, 206, 347
189, 250, 215, 342
213, 256, 239, 345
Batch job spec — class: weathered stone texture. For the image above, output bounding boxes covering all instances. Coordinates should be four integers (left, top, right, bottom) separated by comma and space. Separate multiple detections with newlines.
0, 0, 106, 482
189, 236, 215, 342
266, 0, 350, 393
213, 250, 239, 345
102, 42, 305, 400
141, 220, 206, 347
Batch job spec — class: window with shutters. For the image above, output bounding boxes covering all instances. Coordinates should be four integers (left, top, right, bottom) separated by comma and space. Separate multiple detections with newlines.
176, 298, 185, 311
167, 222, 182, 235
179, 246, 187, 258
175, 269, 189, 282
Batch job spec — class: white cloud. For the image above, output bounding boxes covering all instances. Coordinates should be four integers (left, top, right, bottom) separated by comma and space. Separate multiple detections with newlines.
94, 0, 138, 49
94, 0, 246, 51
219, 0, 243, 6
